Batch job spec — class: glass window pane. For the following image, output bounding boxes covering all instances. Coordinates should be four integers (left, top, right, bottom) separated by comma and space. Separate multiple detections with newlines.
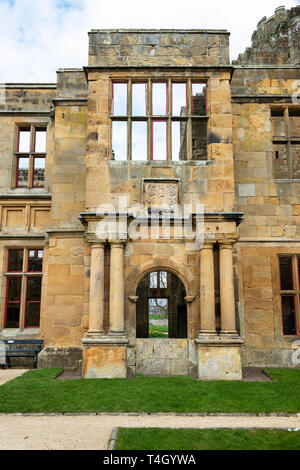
150, 272, 158, 288
132, 83, 147, 116
192, 83, 206, 115
8, 250, 23, 272
35, 129, 47, 153
152, 83, 167, 115
281, 295, 297, 335
132, 121, 147, 161
112, 121, 127, 161
113, 83, 127, 116
172, 83, 186, 116
28, 250, 43, 272
27, 277, 42, 302
160, 271, 167, 288
192, 120, 207, 160
149, 298, 168, 338
33, 157, 45, 187
25, 302, 40, 328
6, 304, 20, 328
17, 157, 29, 187
7, 277, 22, 301
279, 257, 293, 290
172, 121, 187, 161
152, 121, 167, 160
18, 129, 30, 152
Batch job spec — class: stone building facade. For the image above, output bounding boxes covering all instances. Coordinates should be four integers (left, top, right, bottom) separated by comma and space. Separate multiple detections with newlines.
0, 6, 299, 379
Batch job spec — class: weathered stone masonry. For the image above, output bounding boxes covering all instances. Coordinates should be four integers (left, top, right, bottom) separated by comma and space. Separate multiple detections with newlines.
0, 6, 299, 378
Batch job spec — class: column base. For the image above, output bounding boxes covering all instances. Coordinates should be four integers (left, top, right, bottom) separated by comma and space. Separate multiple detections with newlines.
82, 337, 128, 379
195, 335, 243, 381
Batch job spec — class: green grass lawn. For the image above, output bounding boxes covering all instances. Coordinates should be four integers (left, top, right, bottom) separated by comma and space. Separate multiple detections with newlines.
114, 428, 300, 450
0, 368, 299, 414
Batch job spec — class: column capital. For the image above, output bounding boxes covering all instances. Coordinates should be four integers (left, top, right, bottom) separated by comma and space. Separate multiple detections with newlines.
201, 241, 215, 250
219, 240, 235, 250
90, 241, 106, 249
108, 239, 127, 248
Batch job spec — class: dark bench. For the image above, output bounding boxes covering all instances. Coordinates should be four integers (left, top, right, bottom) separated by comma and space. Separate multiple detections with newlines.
1, 340, 44, 369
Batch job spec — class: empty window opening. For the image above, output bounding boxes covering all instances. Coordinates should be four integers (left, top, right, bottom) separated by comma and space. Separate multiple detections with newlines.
136, 270, 187, 338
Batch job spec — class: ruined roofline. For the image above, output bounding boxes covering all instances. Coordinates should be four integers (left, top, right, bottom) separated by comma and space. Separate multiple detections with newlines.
89, 28, 230, 35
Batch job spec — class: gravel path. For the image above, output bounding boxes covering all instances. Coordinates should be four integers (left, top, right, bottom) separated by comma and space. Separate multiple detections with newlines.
0, 369, 28, 386
0, 414, 300, 450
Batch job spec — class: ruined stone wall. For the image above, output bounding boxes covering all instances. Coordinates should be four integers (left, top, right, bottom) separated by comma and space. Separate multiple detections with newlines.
232, 10, 300, 366
233, 6, 300, 66
88, 30, 229, 67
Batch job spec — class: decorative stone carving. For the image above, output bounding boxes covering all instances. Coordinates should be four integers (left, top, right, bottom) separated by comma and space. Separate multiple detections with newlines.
144, 181, 179, 210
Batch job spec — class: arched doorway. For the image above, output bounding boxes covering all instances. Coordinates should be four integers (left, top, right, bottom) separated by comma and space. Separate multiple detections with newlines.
136, 270, 187, 339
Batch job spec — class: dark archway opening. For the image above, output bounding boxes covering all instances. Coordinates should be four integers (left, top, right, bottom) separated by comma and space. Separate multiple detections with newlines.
136, 270, 187, 338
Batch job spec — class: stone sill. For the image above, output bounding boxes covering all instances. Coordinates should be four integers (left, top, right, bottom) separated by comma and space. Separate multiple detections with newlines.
0, 329, 41, 339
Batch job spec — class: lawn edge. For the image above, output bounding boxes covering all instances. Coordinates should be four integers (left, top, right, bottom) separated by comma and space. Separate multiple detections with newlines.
108, 427, 119, 450
0, 412, 299, 417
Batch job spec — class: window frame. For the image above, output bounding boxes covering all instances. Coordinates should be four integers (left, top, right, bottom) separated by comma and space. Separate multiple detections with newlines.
111, 78, 208, 162
15, 124, 47, 189
271, 105, 300, 180
278, 254, 300, 336
4, 248, 43, 330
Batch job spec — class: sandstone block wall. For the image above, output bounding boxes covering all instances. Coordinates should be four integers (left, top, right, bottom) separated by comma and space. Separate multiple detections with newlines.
88, 30, 230, 67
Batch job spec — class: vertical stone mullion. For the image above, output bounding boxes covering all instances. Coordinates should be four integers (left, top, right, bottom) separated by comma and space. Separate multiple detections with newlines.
147, 78, 152, 161
284, 107, 292, 179
187, 79, 192, 160
127, 79, 132, 161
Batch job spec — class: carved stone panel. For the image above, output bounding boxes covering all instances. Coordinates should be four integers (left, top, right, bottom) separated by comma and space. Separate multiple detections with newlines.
144, 180, 179, 210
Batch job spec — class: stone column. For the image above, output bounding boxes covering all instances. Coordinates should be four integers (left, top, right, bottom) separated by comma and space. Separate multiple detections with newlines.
219, 241, 237, 334
86, 242, 105, 337
199, 242, 216, 335
109, 240, 126, 337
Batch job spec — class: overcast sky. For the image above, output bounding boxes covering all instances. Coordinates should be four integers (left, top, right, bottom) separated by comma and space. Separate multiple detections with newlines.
0, 0, 299, 83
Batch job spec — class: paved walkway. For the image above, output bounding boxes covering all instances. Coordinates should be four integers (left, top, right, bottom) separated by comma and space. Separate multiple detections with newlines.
0, 414, 300, 450
0, 369, 28, 386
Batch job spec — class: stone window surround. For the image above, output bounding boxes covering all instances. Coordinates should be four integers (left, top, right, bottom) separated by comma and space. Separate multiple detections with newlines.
2, 247, 43, 331
110, 77, 208, 162
278, 253, 300, 337
271, 105, 300, 181
13, 123, 48, 190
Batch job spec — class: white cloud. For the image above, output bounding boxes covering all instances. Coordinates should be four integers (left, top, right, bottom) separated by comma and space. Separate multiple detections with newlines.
0, 0, 299, 82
